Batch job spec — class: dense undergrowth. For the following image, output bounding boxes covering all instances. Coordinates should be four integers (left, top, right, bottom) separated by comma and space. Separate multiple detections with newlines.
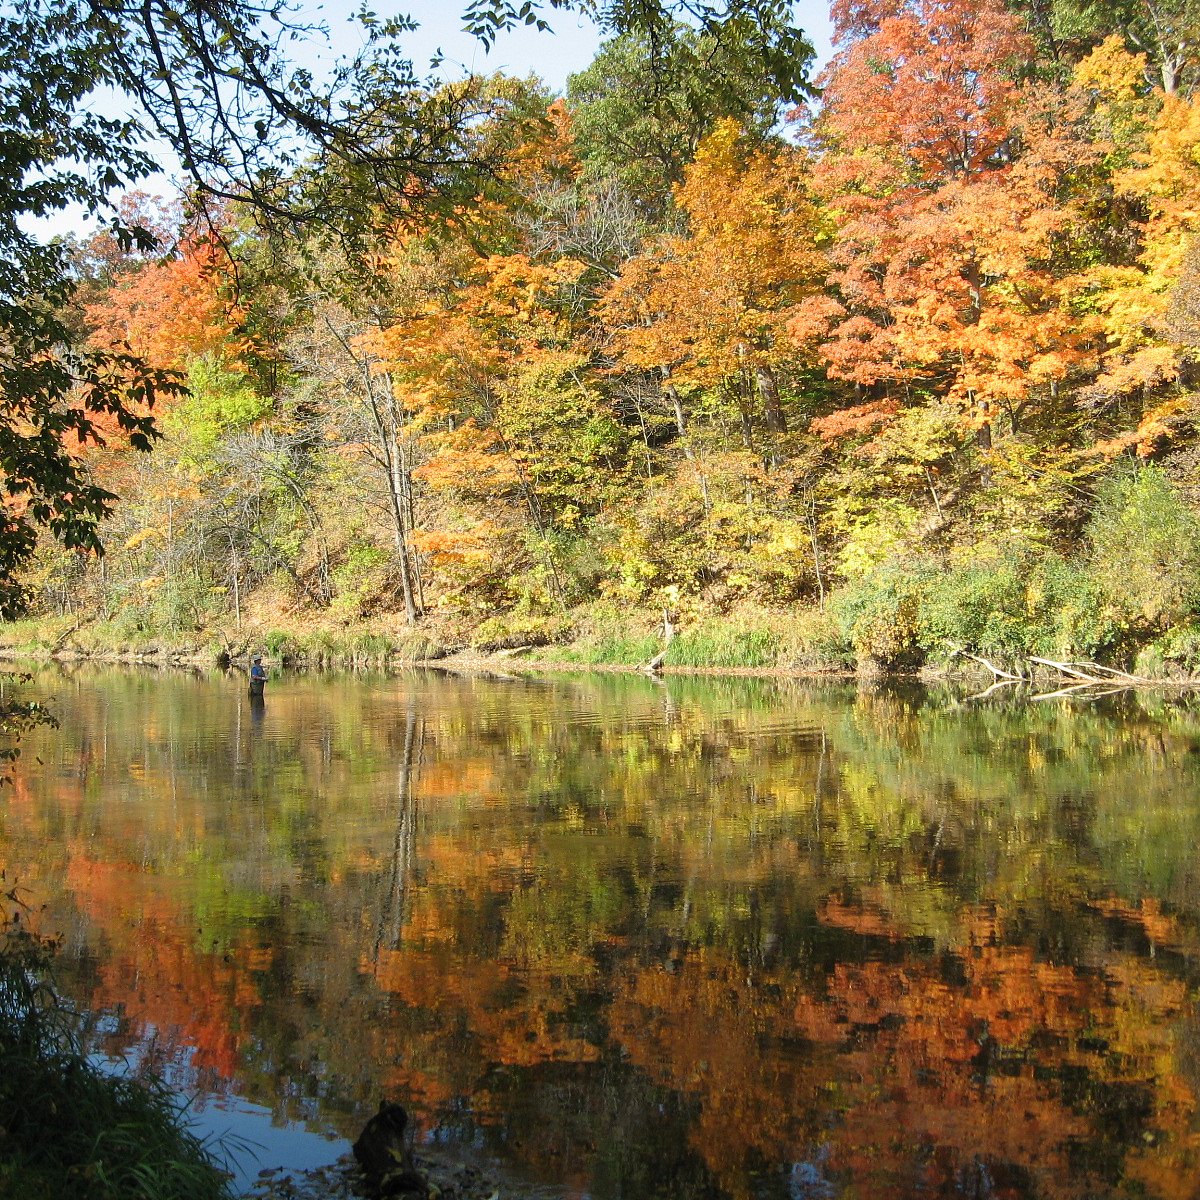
8, 462, 1200, 679
10, 6, 1200, 686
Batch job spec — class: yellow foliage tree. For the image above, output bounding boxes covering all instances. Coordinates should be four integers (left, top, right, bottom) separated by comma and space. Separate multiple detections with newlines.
602, 119, 826, 439
1076, 37, 1200, 451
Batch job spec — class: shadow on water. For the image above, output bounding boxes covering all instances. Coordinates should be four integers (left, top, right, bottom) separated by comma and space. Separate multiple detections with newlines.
7, 664, 1200, 1197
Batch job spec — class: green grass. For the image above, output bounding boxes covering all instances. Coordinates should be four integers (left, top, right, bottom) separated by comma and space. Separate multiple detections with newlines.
0, 617, 72, 652
666, 626, 780, 669
0, 1050, 235, 1200
0, 601, 846, 675
0, 911, 232, 1200
541, 603, 853, 672
256, 627, 450, 667
558, 632, 663, 665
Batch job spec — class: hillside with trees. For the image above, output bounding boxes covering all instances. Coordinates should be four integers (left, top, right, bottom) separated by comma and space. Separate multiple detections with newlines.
11, 0, 1200, 677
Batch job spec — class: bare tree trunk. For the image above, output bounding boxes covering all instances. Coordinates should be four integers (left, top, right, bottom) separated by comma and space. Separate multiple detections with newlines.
493, 426, 566, 603
166, 497, 175, 629
231, 544, 242, 629
269, 461, 332, 604
756, 364, 787, 434
805, 488, 825, 606
322, 313, 422, 625
387, 433, 417, 625
366, 379, 419, 625
666, 380, 692, 458
976, 412, 993, 486
632, 388, 654, 480
661, 379, 711, 513
736, 388, 755, 450
399, 440, 425, 614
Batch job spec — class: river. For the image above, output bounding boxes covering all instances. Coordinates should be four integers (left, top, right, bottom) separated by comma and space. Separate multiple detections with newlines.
4, 665, 1200, 1198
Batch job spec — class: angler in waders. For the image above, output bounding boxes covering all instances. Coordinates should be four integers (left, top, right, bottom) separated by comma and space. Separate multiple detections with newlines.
249, 654, 267, 700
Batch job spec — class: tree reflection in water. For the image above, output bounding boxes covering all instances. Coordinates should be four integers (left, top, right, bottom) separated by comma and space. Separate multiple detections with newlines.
7, 668, 1200, 1198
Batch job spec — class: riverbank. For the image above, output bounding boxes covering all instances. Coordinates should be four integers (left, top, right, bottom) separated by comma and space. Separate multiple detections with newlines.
3, 600, 1200, 690
0, 602, 853, 674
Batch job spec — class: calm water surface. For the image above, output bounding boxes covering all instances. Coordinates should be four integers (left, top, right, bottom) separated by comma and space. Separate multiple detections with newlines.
6, 666, 1200, 1198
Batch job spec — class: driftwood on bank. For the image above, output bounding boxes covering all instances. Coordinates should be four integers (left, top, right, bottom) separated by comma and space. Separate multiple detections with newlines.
218, 634, 252, 666
642, 607, 676, 675
1028, 657, 1149, 684
948, 646, 1026, 682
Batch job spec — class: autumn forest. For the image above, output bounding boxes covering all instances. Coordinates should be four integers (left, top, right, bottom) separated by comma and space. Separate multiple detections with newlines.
13, 0, 1200, 674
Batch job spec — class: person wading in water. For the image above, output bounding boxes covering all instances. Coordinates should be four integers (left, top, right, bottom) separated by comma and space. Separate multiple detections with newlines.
249, 654, 267, 700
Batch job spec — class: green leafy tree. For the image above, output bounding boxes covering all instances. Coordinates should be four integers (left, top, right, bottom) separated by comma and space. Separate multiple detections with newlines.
568, 17, 814, 206
1050, 0, 1200, 92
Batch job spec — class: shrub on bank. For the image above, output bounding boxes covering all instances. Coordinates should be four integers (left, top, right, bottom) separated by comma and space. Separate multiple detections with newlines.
470, 610, 576, 652
917, 556, 1030, 660
827, 542, 1163, 674
773, 607, 853, 672
822, 463, 1200, 674
1137, 622, 1200, 676
830, 563, 927, 671
1088, 464, 1200, 634
914, 553, 1117, 667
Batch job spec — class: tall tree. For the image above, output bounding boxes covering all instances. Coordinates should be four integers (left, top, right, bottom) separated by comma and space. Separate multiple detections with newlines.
603, 119, 826, 443
568, 17, 812, 208
85, 228, 250, 375
795, 0, 1098, 447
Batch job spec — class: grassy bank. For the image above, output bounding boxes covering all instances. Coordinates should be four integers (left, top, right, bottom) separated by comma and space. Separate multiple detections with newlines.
5, 578, 1200, 681
0, 615, 449, 671
0, 603, 856, 674
0, 898, 232, 1200
14, 464, 1200, 680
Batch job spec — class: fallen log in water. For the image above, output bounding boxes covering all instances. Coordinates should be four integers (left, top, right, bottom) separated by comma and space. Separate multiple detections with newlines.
948, 645, 1027, 682
950, 645, 1176, 695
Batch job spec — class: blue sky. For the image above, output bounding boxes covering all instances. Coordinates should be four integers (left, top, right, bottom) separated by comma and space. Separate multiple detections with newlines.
307, 1, 835, 92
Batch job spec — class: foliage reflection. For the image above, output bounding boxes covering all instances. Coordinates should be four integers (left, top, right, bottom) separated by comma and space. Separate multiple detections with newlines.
6, 668, 1200, 1198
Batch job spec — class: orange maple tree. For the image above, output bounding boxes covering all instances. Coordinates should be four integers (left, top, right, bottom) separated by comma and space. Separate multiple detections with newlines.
793, 0, 1099, 441
86, 230, 249, 374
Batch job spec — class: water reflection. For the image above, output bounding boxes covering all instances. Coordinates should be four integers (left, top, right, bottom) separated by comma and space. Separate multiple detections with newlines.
5, 667, 1200, 1197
